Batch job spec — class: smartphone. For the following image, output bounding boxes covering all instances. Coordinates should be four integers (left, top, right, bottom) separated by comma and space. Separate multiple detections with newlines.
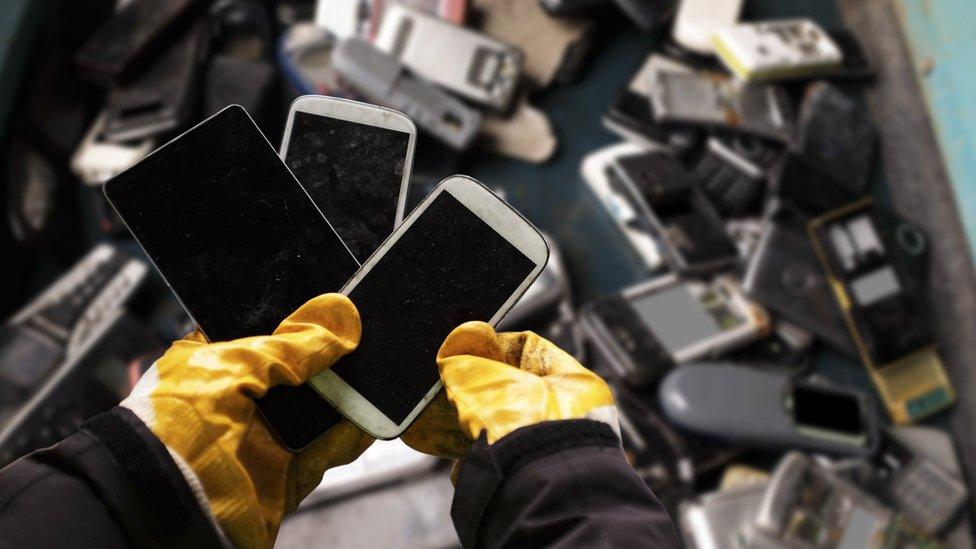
808, 199, 954, 424
580, 274, 769, 387
104, 105, 359, 342
280, 95, 416, 262
308, 176, 548, 440
374, 4, 523, 112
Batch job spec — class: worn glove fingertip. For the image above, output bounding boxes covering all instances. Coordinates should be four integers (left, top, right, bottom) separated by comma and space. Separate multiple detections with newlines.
437, 321, 499, 361
278, 293, 362, 347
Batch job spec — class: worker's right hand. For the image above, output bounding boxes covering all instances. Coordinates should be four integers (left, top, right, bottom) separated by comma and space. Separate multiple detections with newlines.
432, 321, 619, 445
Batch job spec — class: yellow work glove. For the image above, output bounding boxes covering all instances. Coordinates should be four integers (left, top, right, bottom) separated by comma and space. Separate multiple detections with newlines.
434, 321, 619, 445
121, 294, 372, 549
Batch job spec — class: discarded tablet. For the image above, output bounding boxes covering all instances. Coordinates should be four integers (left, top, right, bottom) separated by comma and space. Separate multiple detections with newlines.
309, 176, 548, 440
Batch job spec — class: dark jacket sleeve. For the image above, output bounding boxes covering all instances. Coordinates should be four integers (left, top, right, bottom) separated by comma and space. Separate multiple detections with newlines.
0, 407, 224, 548
452, 419, 681, 549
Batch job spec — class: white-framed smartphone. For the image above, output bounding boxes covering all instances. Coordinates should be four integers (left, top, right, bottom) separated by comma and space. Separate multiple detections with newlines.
308, 175, 549, 439
280, 95, 417, 261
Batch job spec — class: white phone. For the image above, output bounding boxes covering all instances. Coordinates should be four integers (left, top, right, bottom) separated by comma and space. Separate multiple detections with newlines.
309, 175, 549, 439
280, 95, 417, 262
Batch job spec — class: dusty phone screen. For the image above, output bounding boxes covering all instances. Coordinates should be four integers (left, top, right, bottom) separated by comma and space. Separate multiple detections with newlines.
104, 106, 359, 342
331, 191, 536, 423
285, 111, 410, 261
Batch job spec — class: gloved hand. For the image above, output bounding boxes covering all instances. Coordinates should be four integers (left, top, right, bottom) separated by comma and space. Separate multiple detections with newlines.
434, 321, 618, 445
122, 294, 372, 549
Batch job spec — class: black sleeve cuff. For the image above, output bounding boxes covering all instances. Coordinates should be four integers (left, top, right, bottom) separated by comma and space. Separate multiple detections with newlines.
451, 419, 620, 548
35, 407, 224, 548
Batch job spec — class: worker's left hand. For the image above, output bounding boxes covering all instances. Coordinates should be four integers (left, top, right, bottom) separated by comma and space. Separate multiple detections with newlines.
121, 294, 372, 549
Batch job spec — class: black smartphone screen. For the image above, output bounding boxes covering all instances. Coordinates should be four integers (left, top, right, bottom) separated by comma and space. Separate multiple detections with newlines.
793, 384, 864, 437
329, 190, 538, 424
104, 106, 359, 343
284, 111, 410, 261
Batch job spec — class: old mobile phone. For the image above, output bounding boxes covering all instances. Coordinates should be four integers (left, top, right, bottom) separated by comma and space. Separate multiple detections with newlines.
808, 199, 954, 424
104, 106, 362, 451
603, 54, 700, 153
793, 82, 877, 201
332, 38, 482, 151
611, 150, 739, 274
671, 0, 743, 55
102, 19, 209, 143
75, 0, 201, 85
712, 19, 843, 81
692, 135, 780, 218
580, 274, 768, 387
649, 70, 794, 143
308, 176, 548, 439
0, 244, 146, 412
71, 113, 155, 186
660, 364, 879, 456
280, 95, 416, 262
871, 429, 968, 534
755, 452, 939, 548
679, 482, 767, 549
374, 4, 523, 112
581, 142, 666, 274
743, 205, 857, 356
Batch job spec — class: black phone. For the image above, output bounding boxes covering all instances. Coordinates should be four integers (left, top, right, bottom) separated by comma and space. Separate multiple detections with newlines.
103, 106, 360, 449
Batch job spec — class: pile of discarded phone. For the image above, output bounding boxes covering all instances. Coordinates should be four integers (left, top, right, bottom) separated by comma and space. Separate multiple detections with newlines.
0, 0, 972, 547
573, 2, 971, 548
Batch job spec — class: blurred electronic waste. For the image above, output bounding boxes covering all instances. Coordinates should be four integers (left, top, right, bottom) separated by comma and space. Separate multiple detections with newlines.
0, 0, 973, 547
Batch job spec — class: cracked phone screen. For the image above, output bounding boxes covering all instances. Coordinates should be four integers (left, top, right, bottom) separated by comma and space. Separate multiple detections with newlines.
285, 111, 410, 261
330, 191, 536, 424
104, 106, 359, 342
